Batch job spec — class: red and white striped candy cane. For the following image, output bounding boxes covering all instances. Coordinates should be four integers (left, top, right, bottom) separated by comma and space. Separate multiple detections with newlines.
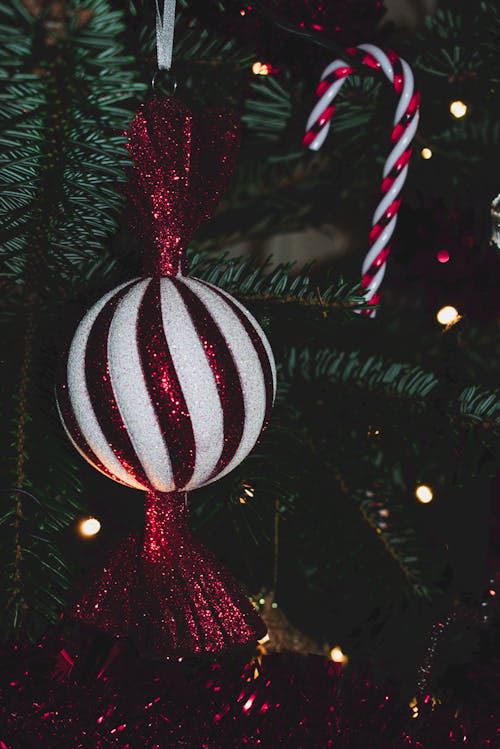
304, 44, 420, 315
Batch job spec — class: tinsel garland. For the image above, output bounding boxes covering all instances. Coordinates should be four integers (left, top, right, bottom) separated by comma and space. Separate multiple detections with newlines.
0, 629, 497, 747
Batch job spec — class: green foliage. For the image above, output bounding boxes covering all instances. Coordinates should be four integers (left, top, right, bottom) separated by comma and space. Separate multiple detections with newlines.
284, 347, 439, 401
0, 0, 145, 291
458, 385, 500, 425
0, 0, 145, 640
243, 76, 293, 141
0, 311, 83, 640
188, 250, 367, 310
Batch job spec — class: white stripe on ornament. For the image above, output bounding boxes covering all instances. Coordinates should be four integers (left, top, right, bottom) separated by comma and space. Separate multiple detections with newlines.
67, 281, 146, 490
107, 279, 175, 492
160, 277, 224, 489
185, 279, 268, 484
207, 282, 277, 398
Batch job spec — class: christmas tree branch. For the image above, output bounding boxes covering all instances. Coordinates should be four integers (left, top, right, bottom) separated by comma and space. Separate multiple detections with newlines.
188, 251, 368, 311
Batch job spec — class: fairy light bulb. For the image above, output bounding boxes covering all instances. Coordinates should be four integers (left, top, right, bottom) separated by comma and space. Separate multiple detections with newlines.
330, 646, 348, 665
415, 485, 433, 504
436, 305, 460, 326
450, 100, 467, 119
436, 250, 450, 263
252, 61, 271, 75
421, 147, 433, 160
239, 483, 255, 503
409, 696, 419, 718
79, 517, 101, 537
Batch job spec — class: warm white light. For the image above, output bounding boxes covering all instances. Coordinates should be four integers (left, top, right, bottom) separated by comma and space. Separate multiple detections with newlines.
450, 100, 467, 119
409, 696, 419, 718
79, 517, 101, 537
258, 633, 270, 645
436, 305, 460, 326
415, 485, 433, 504
421, 147, 433, 160
330, 646, 348, 665
252, 61, 271, 75
240, 484, 255, 503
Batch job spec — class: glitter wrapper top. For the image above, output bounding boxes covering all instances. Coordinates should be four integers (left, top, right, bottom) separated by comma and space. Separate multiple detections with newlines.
125, 96, 240, 277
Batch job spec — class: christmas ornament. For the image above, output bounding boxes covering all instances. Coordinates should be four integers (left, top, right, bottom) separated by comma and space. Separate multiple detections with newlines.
57, 272, 275, 494
56, 91, 275, 655
304, 44, 420, 314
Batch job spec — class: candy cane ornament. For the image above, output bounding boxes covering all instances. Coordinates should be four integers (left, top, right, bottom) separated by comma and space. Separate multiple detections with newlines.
304, 44, 420, 315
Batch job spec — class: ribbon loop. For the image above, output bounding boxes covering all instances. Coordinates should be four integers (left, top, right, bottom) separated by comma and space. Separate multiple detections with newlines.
155, 0, 176, 71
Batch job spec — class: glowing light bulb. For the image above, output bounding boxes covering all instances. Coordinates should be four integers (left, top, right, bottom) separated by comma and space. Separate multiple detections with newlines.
252, 61, 271, 75
240, 483, 255, 503
409, 696, 419, 718
258, 633, 270, 645
436, 305, 460, 326
436, 250, 450, 263
79, 517, 101, 537
330, 646, 348, 665
450, 100, 467, 119
415, 485, 433, 504
421, 147, 433, 160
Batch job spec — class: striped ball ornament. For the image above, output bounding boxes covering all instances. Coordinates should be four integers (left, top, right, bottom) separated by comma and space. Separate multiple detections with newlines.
57, 276, 276, 493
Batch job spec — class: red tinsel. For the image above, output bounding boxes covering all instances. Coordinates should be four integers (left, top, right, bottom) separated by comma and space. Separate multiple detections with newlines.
0, 631, 497, 748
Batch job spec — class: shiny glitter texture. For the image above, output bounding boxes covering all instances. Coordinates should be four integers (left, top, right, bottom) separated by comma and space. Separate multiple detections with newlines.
72, 491, 266, 656
125, 97, 240, 277
2, 636, 498, 747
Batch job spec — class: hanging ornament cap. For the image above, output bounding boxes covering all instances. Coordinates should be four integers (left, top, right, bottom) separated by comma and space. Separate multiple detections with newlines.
151, 68, 177, 96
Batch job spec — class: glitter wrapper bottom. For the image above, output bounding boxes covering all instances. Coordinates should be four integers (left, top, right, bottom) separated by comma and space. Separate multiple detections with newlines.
70, 491, 266, 658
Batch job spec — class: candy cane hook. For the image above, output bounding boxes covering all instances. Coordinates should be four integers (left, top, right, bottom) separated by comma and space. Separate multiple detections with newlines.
304, 44, 420, 316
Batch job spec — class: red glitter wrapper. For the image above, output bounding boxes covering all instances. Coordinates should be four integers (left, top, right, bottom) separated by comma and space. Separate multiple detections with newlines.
125, 97, 240, 276
72, 492, 266, 658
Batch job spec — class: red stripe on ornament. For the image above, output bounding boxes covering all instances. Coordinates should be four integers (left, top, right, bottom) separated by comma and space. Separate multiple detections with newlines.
316, 66, 352, 95
303, 129, 319, 147
391, 123, 405, 142
369, 223, 384, 243
362, 249, 391, 289
388, 51, 404, 94
393, 147, 413, 172
407, 92, 420, 115
197, 280, 275, 430
137, 279, 196, 490
384, 197, 402, 221
56, 347, 129, 486
85, 282, 152, 489
317, 104, 336, 127
170, 278, 245, 480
